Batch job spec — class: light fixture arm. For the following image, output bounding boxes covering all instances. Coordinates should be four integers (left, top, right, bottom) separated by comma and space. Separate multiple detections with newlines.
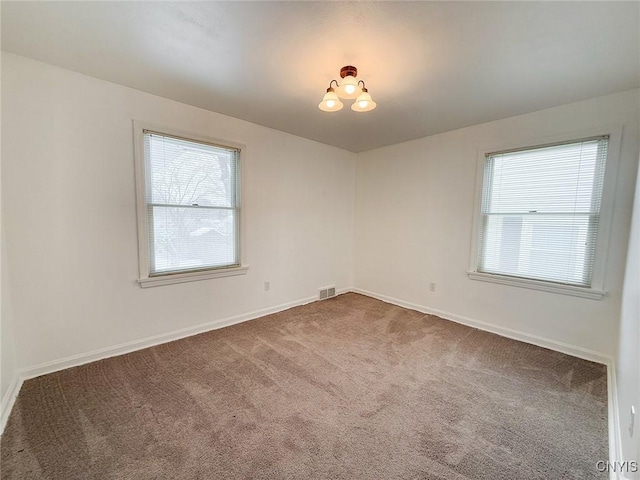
328, 79, 339, 90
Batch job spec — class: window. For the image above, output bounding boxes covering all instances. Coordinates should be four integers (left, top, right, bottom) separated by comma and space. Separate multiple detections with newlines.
469, 136, 611, 298
134, 123, 247, 287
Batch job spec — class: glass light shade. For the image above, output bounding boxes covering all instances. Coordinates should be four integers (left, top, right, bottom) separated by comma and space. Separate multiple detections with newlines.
318, 90, 343, 112
336, 75, 361, 99
351, 91, 377, 112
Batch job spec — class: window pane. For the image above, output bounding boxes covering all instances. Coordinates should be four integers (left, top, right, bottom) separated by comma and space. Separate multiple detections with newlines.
149, 206, 238, 274
485, 141, 602, 214
480, 214, 596, 286
145, 133, 237, 208
478, 137, 607, 287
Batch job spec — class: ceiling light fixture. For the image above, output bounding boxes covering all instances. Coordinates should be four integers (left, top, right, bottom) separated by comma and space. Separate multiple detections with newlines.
318, 66, 377, 113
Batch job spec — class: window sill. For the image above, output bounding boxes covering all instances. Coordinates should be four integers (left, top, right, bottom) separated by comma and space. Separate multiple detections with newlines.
467, 271, 606, 300
138, 265, 249, 288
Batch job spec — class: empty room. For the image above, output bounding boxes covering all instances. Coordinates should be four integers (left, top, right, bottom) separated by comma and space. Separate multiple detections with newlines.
1, 1, 639, 479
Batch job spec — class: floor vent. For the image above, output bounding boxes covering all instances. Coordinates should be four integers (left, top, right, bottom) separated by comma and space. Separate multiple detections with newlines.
319, 286, 336, 300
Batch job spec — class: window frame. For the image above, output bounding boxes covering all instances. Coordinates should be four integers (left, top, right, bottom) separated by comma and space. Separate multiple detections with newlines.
133, 121, 248, 288
467, 126, 623, 300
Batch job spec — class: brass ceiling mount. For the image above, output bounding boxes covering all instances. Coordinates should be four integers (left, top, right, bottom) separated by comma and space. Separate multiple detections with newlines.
340, 65, 357, 79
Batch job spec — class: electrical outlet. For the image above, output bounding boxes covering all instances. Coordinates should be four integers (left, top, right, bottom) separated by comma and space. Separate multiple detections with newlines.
264, 281, 270, 291
630, 405, 636, 437
429, 282, 436, 292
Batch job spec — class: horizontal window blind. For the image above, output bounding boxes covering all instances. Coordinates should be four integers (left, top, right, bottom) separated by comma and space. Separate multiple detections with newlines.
478, 136, 608, 287
143, 131, 240, 275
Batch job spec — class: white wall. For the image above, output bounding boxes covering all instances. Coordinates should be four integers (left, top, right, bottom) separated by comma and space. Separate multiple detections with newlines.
355, 89, 640, 357
616, 151, 640, 475
0, 53, 356, 390
1, 239, 17, 417
1, 49, 19, 421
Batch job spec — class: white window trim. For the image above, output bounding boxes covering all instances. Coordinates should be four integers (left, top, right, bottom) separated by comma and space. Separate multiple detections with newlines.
133, 120, 248, 288
467, 126, 623, 300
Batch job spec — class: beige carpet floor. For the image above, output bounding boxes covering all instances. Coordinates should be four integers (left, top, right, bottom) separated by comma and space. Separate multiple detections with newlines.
1, 293, 608, 479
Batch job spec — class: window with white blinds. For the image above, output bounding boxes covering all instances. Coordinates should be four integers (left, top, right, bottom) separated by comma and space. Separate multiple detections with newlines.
142, 130, 240, 276
477, 136, 608, 287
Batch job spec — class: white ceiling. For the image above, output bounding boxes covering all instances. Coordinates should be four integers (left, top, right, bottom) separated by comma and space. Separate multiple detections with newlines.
2, 1, 639, 152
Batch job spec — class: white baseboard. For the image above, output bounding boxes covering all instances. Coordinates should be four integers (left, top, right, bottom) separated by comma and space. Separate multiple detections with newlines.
22, 293, 349, 380
607, 360, 624, 480
351, 288, 612, 365
0, 373, 22, 434
1, 291, 351, 434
